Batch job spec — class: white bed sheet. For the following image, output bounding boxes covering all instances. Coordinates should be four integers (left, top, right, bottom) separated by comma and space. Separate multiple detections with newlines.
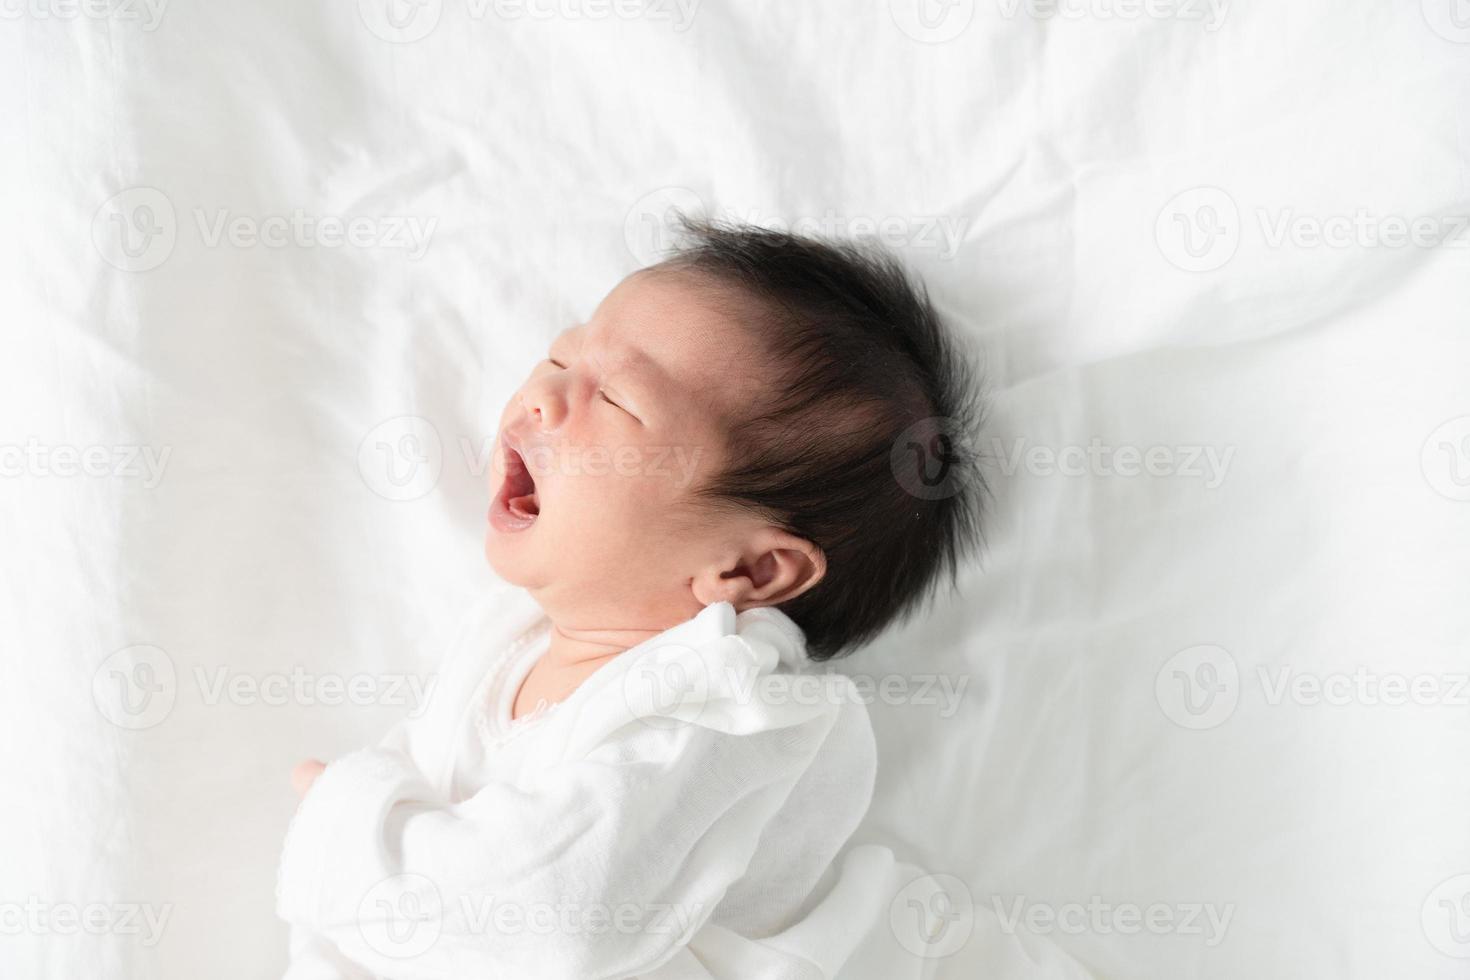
2, 2, 1467, 978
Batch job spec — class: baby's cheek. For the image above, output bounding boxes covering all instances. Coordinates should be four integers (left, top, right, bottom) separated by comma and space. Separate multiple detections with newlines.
594, 475, 665, 533
556, 469, 634, 521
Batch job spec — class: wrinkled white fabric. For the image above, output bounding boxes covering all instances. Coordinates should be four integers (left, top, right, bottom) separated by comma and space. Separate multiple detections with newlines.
11, 5, 1468, 980
276, 586, 906, 979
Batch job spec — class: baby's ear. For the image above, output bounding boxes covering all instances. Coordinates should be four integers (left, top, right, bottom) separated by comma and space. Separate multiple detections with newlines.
690, 529, 826, 610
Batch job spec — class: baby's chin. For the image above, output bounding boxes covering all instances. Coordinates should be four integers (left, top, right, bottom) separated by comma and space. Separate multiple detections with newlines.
483, 527, 534, 584
483, 516, 576, 594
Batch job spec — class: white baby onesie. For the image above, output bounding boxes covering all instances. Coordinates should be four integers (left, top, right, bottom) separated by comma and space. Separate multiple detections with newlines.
275, 584, 928, 980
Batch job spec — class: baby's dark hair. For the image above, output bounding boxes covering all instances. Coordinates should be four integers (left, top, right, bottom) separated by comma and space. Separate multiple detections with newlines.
660, 217, 986, 661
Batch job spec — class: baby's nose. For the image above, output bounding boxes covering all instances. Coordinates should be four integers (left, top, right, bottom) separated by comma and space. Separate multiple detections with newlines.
519, 387, 563, 429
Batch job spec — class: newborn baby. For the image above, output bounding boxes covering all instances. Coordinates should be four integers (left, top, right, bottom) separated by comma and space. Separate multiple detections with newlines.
277, 220, 984, 979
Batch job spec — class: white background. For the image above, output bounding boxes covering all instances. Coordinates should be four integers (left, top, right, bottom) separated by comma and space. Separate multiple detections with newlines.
2, 1, 1468, 977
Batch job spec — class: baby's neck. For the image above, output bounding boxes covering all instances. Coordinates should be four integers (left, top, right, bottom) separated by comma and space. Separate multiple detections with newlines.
542, 622, 662, 668
511, 622, 663, 722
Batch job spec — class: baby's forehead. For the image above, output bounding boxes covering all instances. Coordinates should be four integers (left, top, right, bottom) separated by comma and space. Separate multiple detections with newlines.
563, 271, 768, 412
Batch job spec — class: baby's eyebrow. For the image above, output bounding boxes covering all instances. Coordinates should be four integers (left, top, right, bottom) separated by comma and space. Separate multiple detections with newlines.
612, 344, 664, 387
554, 325, 666, 393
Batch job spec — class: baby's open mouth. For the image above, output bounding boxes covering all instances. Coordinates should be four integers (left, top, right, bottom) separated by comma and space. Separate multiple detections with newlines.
491, 444, 540, 531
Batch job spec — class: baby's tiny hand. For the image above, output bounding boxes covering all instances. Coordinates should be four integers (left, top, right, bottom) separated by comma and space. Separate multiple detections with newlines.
292, 758, 327, 798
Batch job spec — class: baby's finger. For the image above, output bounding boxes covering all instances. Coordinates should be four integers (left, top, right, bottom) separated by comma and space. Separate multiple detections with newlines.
291, 759, 326, 797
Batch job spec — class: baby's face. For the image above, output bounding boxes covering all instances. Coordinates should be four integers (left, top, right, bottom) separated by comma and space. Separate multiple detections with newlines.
484, 270, 766, 628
